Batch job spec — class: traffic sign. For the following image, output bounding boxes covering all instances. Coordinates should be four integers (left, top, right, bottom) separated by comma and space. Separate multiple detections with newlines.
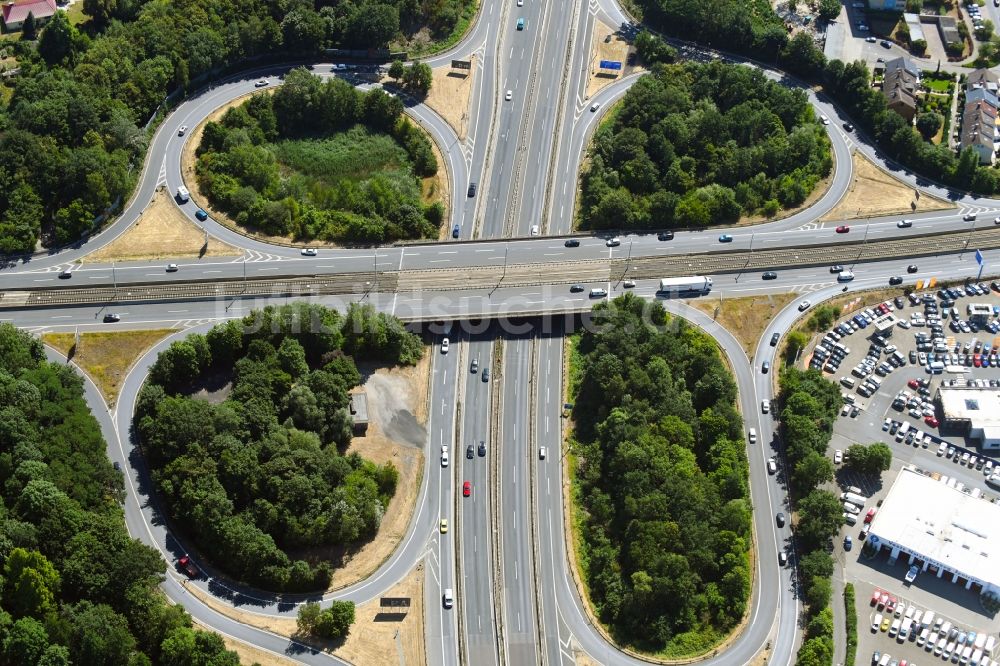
598, 60, 622, 70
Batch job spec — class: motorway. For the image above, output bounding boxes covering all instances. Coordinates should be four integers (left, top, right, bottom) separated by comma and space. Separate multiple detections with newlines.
10, 0, 1000, 663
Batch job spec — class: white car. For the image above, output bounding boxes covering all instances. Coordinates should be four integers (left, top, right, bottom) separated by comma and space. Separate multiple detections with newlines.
441, 450, 449, 467
767, 458, 777, 475
254, 79, 269, 87
505, 90, 513, 101
517, 0, 523, 5
441, 337, 450, 354
898, 219, 913, 228
761, 399, 770, 414
590, 102, 601, 112
798, 300, 812, 311
530, 224, 539, 235
606, 237, 621, 247
820, 114, 830, 125
834, 449, 844, 464
301, 248, 318, 256
178, 125, 188, 136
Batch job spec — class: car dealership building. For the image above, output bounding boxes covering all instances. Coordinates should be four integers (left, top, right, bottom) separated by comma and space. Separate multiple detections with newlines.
866, 468, 1000, 597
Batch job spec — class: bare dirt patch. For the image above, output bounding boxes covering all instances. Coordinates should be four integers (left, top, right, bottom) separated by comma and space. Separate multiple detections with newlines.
423, 57, 477, 141
822, 150, 955, 221
83, 187, 240, 263
296, 348, 430, 591
693, 293, 798, 358
42, 329, 176, 406
586, 22, 637, 99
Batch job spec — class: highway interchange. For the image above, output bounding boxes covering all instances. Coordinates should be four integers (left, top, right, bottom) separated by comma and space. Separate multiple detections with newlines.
5, 0, 1000, 663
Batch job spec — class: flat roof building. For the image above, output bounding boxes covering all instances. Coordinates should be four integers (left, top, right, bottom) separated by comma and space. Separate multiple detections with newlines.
867, 468, 1000, 597
967, 303, 993, 323
350, 392, 369, 435
937, 385, 1000, 449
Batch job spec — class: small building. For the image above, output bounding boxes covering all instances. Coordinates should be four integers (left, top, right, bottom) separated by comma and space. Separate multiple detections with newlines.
866, 468, 1000, 597
1, 0, 57, 31
903, 13, 926, 44
882, 57, 920, 122
350, 392, 369, 435
937, 385, 1000, 449
872, 314, 897, 339
967, 302, 993, 324
936, 16, 961, 49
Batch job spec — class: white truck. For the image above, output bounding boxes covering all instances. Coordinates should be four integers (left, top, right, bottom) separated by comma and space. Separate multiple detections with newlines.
841, 491, 867, 507
658, 276, 713, 295
176, 185, 190, 203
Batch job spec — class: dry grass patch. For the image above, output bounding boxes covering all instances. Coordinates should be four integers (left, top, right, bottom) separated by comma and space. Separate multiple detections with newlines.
184, 563, 425, 666
333, 562, 424, 666
693, 293, 798, 357
42, 329, 175, 406
586, 22, 636, 99
84, 188, 240, 263
822, 151, 955, 221
423, 133, 450, 243
423, 58, 477, 141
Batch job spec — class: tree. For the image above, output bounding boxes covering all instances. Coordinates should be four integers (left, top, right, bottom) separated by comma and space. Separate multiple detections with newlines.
387, 60, 405, 80
817, 0, 842, 21
916, 112, 943, 141
793, 451, 835, 491
797, 490, 844, 549
402, 62, 433, 96
296, 602, 322, 635
845, 443, 892, 474
975, 19, 995, 42
3, 617, 50, 665
21, 12, 37, 40
4, 548, 60, 620
634, 31, 677, 64
911, 38, 928, 55
38, 12, 75, 65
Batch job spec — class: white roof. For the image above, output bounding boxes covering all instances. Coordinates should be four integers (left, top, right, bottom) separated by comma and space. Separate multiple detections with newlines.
939, 386, 1000, 428
869, 468, 1000, 589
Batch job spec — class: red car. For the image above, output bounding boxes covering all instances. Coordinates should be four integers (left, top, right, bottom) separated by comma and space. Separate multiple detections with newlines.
974, 354, 982, 367
878, 592, 888, 609
836, 225, 850, 233
865, 508, 877, 524
925, 415, 939, 428
886, 596, 897, 613
908, 379, 919, 389
463, 481, 471, 497
871, 589, 882, 606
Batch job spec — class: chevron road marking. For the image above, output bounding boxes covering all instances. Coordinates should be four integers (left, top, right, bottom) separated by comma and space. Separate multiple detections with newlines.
155, 157, 168, 188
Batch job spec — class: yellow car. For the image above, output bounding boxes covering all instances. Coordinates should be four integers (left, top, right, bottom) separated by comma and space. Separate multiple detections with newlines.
440, 519, 448, 534
880, 617, 891, 632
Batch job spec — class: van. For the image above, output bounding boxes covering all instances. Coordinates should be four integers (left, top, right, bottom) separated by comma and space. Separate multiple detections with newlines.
748, 428, 757, 444
843, 512, 858, 525
940, 621, 952, 637
889, 618, 901, 637
589, 288, 608, 298
929, 360, 945, 373
879, 654, 891, 666
984, 636, 995, 652
962, 645, 974, 663
838, 270, 856, 282
176, 185, 190, 202
900, 618, 912, 640
921, 611, 935, 629
918, 628, 930, 646
974, 634, 986, 650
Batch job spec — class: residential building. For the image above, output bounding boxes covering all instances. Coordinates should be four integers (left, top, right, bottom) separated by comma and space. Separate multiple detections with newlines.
967, 68, 1000, 95
961, 88, 998, 165
881, 57, 920, 122
1, 0, 57, 31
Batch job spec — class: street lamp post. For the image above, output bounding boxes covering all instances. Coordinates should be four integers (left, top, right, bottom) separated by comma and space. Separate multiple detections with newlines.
851, 223, 870, 270
112, 262, 117, 290
961, 217, 977, 259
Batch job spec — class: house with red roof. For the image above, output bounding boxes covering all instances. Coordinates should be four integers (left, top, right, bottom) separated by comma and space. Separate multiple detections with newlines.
2, 0, 58, 32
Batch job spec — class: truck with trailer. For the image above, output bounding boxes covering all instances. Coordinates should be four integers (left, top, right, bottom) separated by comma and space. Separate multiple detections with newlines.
658, 276, 713, 295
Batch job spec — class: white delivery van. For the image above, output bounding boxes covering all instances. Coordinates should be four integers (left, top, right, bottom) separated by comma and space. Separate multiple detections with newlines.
917, 628, 930, 646
889, 618, 901, 637
899, 618, 912, 640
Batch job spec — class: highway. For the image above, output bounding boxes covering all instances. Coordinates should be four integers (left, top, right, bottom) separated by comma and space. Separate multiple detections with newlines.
11, 0, 1000, 662
458, 336, 501, 665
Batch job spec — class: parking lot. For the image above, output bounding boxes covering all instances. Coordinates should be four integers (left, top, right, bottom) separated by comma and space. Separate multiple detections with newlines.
801, 280, 1000, 665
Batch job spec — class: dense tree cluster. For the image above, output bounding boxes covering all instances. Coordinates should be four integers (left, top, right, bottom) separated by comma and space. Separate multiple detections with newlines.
580, 61, 831, 230
635, 0, 787, 61
569, 295, 751, 654
778, 368, 846, 666
0, 324, 241, 664
137, 303, 422, 592
296, 600, 355, 640
196, 69, 440, 243
0, 0, 463, 254
844, 442, 892, 475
